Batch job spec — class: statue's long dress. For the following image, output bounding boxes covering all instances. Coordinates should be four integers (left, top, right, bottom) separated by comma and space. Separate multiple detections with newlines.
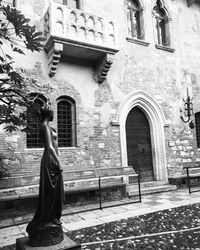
26, 127, 64, 246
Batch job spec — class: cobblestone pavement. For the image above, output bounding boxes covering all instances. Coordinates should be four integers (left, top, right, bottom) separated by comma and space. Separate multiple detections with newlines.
0, 188, 200, 248
68, 203, 200, 249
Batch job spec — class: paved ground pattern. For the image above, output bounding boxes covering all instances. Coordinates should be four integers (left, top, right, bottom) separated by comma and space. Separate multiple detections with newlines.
1, 189, 200, 249
68, 203, 200, 249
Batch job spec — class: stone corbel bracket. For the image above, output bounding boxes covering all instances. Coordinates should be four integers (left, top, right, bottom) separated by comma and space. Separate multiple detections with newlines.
96, 54, 114, 84
187, 0, 200, 6
47, 42, 63, 77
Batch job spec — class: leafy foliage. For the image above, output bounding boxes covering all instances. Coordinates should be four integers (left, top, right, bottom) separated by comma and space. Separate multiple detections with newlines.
0, 4, 44, 53
0, 2, 49, 132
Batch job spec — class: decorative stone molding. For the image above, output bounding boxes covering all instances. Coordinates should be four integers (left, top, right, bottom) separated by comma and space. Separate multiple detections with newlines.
152, 0, 171, 19
96, 54, 114, 84
115, 90, 168, 183
47, 42, 63, 77
43, 2, 119, 80
187, 0, 200, 6
43, 2, 118, 49
155, 44, 175, 53
126, 37, 150, 47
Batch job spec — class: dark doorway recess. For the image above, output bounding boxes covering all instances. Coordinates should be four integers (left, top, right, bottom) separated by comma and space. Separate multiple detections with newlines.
126, 107, 154, 182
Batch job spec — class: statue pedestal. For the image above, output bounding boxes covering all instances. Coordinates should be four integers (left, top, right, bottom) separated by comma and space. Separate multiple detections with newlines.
27, 223, 64, 246
16, 235, 81, 250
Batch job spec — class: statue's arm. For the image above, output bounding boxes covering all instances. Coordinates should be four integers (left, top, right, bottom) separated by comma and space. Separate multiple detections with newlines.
41, 125, 61, 171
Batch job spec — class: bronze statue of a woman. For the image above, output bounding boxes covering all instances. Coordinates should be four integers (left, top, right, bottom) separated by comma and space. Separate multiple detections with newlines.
26, 106, 64, 246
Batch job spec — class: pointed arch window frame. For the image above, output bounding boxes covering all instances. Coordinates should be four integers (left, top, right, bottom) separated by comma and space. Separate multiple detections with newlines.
125, 0, 149, 47
153, 0, 175, 52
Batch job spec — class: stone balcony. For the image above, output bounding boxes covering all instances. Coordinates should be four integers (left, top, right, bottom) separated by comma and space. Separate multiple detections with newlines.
43, 2, 119, 83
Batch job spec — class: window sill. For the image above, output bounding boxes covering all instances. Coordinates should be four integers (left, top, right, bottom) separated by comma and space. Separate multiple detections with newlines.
23, 148, 43, 152
155, 44, 175, 53
22, 147, 78, 153
126, 37, 150, 47
59, 147, 77, 150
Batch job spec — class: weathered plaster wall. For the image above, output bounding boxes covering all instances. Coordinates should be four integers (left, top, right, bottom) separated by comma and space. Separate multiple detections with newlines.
1, 0, 200, 186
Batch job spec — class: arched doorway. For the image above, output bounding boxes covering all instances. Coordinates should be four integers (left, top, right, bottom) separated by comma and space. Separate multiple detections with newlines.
115, 90, 168, 183
126, 107, 154, 182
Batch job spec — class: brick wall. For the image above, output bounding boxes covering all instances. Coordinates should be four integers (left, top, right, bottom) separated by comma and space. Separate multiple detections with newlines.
1, 0, 200, 187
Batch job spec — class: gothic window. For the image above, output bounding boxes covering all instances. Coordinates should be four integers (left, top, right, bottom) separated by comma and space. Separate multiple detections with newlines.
57, 96, 76, 147
54, 0, 80, 9
126, 0, 144, 40
26, 94, 46, 149
153, 0, 171, 47
195, 112, 200, 148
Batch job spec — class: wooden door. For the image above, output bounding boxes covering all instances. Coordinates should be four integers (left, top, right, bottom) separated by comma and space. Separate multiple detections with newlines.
126, 107, 154, 182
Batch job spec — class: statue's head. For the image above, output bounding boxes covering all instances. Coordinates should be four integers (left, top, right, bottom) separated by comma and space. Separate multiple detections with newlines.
40, 102, 54, 122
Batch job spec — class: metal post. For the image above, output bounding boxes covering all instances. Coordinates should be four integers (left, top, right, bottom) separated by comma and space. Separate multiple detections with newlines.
138, 172, 141, 202
186, 167, 191, 194
99, 177, 102, 210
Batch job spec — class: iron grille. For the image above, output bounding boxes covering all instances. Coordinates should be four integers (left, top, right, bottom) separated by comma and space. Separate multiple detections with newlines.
26, 99, 43, 148
57, 99, 75, 147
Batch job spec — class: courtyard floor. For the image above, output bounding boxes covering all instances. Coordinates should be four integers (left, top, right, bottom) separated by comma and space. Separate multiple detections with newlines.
1, 188, 200, 249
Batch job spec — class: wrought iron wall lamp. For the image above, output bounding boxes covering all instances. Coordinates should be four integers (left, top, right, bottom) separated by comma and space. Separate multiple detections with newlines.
180, 88, 195, 129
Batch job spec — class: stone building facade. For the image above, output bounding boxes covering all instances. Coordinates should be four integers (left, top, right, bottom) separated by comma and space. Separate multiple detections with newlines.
1, 0, 200, 196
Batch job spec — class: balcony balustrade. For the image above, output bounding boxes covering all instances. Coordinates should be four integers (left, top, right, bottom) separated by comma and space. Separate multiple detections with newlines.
43, 2, 119, 82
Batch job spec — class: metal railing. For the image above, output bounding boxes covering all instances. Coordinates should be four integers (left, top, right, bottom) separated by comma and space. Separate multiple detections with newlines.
64, 173, 141, 216
183, 166, 200, 194
0, 173, 141, 228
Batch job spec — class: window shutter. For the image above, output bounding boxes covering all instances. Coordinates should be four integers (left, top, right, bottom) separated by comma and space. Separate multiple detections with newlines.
164, 21, 171, 47
127, 8, 132, 36
156, 18, 161, 45
138, 10, 145, 40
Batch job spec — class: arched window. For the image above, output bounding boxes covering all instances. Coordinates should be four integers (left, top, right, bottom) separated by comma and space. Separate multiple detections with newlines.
126, 0, 144, 40
195, 112, 200, 148
153, 0, 171, 47
26, 94, 46, 148
54, 0, 80, 9
57, 96, 76, 147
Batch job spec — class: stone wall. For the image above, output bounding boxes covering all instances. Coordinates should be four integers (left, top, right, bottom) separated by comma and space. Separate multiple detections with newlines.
1, 0, 200, 187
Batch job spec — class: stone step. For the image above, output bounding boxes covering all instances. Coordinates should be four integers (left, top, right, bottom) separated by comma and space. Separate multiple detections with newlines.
140, 181, 166, 188
127, 184, 177, 196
